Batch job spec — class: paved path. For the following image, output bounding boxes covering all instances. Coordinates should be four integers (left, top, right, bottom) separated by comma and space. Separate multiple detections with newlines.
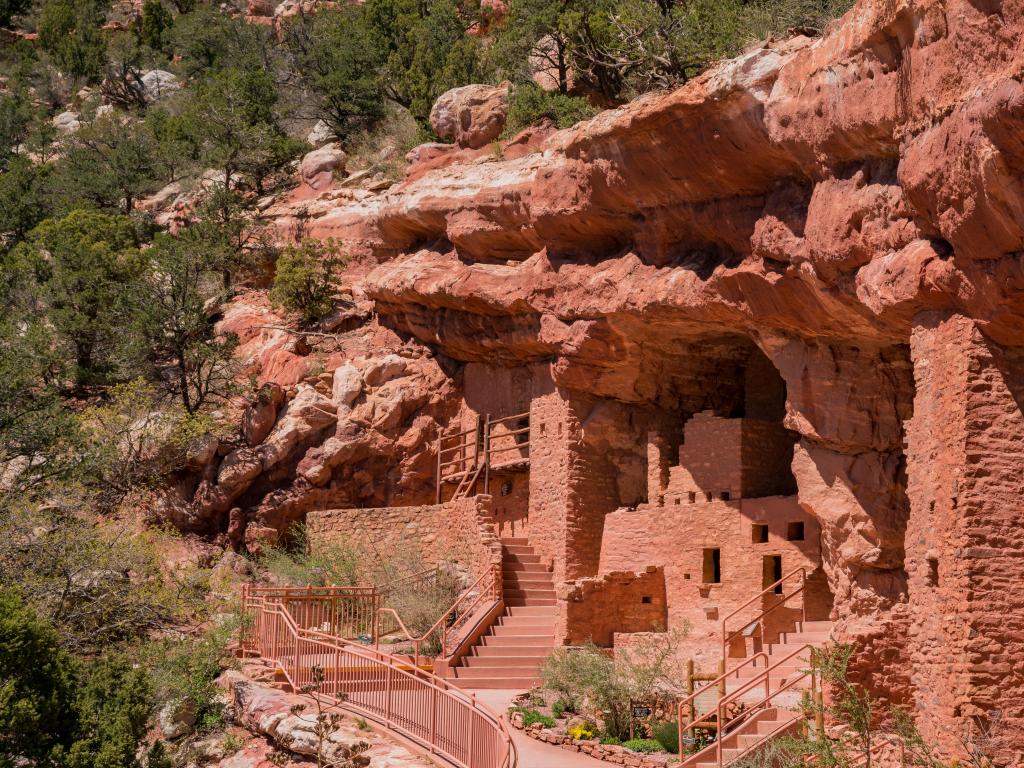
474, 690, 608, 768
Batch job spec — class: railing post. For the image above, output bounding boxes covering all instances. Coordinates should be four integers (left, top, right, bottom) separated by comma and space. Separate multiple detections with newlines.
814, 688, 824, 740
718, 658, 726, 699
469, 693, 477, 767
385, 664, 392, 728
430, 685, 437, 754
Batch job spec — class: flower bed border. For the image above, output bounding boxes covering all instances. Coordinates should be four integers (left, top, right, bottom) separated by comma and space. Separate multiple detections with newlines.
508, 716, 678, 767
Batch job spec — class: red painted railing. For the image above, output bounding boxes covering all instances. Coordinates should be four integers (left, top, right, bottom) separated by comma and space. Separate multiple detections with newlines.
242, 588, 516, 768
678, 644, 818, 768
246, 584, 381, 641
376, 563, 502, 667
721, 567, 807, 661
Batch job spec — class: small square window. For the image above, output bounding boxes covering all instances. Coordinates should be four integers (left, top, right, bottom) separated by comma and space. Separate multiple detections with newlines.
704, 491, 713, 502
752, 524, 769, 544
720, 491, 731, 501
688, 491, 696, 503
674, 497, 681, 506
641, 595, 652, 604
787, 522, 805, 541
500, 480, 513, 496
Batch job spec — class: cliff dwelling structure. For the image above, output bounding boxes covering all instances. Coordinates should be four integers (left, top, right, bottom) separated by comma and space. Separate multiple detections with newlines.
169, 0, 1024, 763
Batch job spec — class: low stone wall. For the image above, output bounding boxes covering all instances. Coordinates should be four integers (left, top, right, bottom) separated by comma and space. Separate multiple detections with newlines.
306, 494, 502, 578
556, 567, 667, 647
510, 719, 673, 768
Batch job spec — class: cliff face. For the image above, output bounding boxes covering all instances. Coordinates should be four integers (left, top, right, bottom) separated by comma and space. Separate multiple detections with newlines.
183, 0, 1024, 759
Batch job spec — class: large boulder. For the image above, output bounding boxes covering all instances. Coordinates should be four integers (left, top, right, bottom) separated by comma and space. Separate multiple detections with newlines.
52, 111, 81, 135
429, 83, 509, 149
299, 143, 346, 190
139, 70, 179, 103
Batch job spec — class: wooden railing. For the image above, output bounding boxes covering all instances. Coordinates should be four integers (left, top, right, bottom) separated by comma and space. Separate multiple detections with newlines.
242, 591, 516, 768
678, 644, 819, 768
376, 563, 502, 667
721, 567, 807, 661
436, 411, 530, 502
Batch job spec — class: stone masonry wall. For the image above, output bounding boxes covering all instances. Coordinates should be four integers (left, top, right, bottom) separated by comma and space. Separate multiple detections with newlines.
599, 497, 822, 668
556, 567, 668, 647
306, 495, 502, 580
905, 313, 1024, 762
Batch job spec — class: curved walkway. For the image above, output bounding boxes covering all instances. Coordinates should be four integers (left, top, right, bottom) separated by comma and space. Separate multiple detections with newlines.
473, 690, 609, 768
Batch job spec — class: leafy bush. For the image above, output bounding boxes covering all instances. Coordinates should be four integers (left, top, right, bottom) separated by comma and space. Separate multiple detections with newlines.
542, 632, 684, 740
147, 618, 238, 731
510, 707, 555, 728
506, 83, 597, 133
270, 238, 347, 325
0, 589, 77, 766
568, 722, 596, 740
623, 738, 663, 753
600, 733, 621, 746
552, 700, 566, 719
652, 720, 679, 754
260, 525, 363, 587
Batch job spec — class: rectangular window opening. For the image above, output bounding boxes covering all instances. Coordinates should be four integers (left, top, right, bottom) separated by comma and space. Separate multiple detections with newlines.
641, 595, 652, 604
720, 491, 730, 501
763, 555, 783, 593
786, 521, 805, 541
704, 491, 713, 503
703, 548, 721, 584
752, 524, 769, 544
688, 491, 697, 504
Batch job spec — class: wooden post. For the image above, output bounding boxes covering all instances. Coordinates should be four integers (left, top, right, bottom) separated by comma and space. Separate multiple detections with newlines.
435, 434, 442, 504
484, 414, 491, 497
814, 689, 824, 738
686, 659, 696, 728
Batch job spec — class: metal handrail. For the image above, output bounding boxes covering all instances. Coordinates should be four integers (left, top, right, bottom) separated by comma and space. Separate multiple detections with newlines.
682, 644, 817, 768
375, 564, 501, 667
242, 592, 515, 768
676, 652, 769, 742
721, 567, 806, 660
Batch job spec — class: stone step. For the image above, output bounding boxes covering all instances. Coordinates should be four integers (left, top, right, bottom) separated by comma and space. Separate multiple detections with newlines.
489, 627, 555, 641
500, 538, 530, 546
481, 634, 554, 647
471, 651, 552, 663
452, 675, 541, 689
503, 561, 549, 574
504, 587, 556, 599
454, 663, 544, 677
505, 596, 556, 607
799, 620, 833, 632
502, 544, 536, 556
493, 618, 552, 626
502, 574, 554, 587
503, 553, 541, 565
504, 605, 556, 617
461, 655, 545, 670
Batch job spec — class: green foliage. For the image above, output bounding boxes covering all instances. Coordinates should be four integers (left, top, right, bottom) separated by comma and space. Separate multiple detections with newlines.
623, 738, 663, 753
260, 526, 363, 588
0, 155, 52, 249
493, 0, 854, 103
67, 654, 153, 768
542, 633, 684, 740
0, 589, 77, 766
37, 0, 108, 81
0, 505, 182, 653
132, 226, 240, 414
270, 238, 346, 325
172, 5, 274, 77
651, 720, 679, 754
146, 741, 174, 768
139, 0, 174, 53
281, 6, 387, 141
186, 66, 307, 195
0, 0, 30, 26
13, 209, 144, 386
505, 83, 597, 133
365, 0, 491, 128
147, 619, 238, 731
552, 700, 566, 719
53, 114, 161, 214
509, 707, 555, 729
600, 733, 622, 745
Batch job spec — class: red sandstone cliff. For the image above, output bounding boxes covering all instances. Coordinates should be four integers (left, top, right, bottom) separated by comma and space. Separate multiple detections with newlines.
175, 0, 1024, 760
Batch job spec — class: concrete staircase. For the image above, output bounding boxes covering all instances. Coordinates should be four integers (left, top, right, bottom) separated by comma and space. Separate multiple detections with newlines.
451, 537, 556, 689
682, 708, 803, 768
727, 619, 833, 700
684, 618, 833, 767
